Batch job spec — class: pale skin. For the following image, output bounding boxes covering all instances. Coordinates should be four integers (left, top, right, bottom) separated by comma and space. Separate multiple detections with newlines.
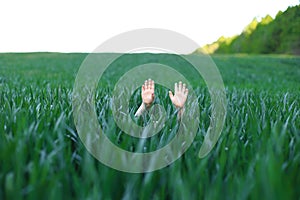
134, 79, 155, 117
134, 79, 188, 118
168, 81, 188, 118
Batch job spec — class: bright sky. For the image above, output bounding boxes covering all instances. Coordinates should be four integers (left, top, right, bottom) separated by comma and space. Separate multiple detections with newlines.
0, 0, 298, 52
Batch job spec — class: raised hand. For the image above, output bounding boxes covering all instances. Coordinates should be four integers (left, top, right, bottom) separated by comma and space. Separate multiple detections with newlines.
168, 81, 188, 109
142, 79, 155, 107
135, 79, 155, 117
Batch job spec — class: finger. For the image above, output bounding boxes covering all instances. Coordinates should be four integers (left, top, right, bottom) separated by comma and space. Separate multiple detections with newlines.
182, 83, 186, 92
147, 78, 151, 89
185, 88, 189, 96
152, 80, 155, 90
178, 81, 182, 91
142, 84, 145, 92
169, 91, 174, 101
149, 79, 154, 90
145, 80, 148, 89
175, 82, 178, 93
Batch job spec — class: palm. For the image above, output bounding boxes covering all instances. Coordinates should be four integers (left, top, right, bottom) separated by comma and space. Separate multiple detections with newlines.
170, 92, 187, 108
142, 79, 155, 105
169, 81, 188, 108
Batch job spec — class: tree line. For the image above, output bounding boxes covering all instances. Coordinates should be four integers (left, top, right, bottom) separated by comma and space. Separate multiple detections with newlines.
197, 5, 300, 55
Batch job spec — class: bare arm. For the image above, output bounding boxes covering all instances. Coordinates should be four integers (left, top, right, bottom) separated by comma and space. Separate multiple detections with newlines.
134, 79, 155, 117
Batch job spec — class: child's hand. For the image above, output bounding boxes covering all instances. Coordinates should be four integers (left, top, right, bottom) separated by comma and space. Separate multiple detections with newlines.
169, 81, 188, 109
141, 79, 155, 107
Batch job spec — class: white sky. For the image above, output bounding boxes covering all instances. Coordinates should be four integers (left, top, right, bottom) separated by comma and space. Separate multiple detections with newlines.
0, 0, 299, 52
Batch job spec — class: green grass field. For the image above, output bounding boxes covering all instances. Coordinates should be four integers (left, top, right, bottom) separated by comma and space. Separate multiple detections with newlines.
0, 53, 299, 199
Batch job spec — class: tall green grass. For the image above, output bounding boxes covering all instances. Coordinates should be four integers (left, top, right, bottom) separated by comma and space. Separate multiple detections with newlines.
0, 53, 299, 199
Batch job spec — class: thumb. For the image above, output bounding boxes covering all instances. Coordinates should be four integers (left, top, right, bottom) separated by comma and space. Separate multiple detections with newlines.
169, 91, 174, 101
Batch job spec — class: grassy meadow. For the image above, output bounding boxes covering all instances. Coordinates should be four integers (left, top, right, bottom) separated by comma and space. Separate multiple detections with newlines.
0, 53, 299, 199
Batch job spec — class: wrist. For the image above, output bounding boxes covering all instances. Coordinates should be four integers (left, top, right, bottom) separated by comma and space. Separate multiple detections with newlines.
175, 105, 184, 110
176, 106, 185, 120
143, 102, 152, 109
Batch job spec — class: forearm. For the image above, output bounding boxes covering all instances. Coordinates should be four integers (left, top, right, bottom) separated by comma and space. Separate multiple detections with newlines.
134, 102, 150, 117
176, 106, 185, 120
